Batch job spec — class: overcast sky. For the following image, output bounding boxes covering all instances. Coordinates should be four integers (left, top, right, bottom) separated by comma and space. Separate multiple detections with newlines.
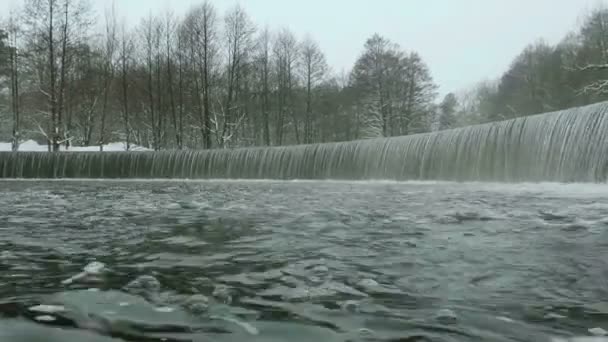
4, 0, 607, 96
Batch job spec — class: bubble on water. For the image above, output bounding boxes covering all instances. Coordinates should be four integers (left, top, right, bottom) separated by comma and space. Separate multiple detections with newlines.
340, 300, 360, 313
311, 265, 329, 274
435, 309, 458, 324
183, 294, 209, 315
213, 284, 232, 304
356, 278, 379, 288
193, 276, 214, 289
358, 328, 375, 337
124, 275, 161, 295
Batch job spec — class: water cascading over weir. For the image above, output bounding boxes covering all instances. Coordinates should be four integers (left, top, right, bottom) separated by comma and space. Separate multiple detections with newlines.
1, 101, 608, 182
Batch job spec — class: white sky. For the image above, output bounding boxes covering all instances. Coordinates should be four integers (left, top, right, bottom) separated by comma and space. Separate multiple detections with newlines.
3, 0, 607, 96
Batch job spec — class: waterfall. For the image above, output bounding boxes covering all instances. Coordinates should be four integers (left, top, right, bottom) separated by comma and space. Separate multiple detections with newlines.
2, 102, 608, 182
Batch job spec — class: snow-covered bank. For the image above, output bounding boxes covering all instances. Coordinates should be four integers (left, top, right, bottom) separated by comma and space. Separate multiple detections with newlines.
0, 140, 149, 152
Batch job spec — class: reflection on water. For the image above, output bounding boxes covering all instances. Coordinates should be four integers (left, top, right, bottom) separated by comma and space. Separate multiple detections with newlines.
1, 180, 608, 341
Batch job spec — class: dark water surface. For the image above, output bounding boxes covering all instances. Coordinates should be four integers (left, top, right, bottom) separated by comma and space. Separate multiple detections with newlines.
1, 180, 608, 341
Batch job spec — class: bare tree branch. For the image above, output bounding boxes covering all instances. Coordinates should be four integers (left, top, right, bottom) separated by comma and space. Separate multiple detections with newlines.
578, 80, 608, 95
577, 63, 608, 71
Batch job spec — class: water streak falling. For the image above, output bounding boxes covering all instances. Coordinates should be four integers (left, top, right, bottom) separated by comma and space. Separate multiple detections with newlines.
1, 102, 608, 182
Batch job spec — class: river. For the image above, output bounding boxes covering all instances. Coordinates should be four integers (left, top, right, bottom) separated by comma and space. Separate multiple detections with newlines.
1, 180, 607, 341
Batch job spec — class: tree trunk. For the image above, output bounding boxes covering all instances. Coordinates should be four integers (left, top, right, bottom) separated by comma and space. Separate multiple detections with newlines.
202, 18, 212, 149
305, 64, 312, 144
121, 48, 130, 151
10, 36, 20, 152
262, 53, 270, 146
147, 47, 156, 150
58, 0, 69, 149
155, 53, 163, 150
99, 72, 111, 151
192, 38, 206, 146
177, 42, 184, 150
202, 46, 211, 148
167, 45, 179, 149
49, 0, 59, 152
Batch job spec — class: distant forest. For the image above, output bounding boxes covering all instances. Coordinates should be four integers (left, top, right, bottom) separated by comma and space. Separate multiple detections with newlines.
0, 1, 607, 151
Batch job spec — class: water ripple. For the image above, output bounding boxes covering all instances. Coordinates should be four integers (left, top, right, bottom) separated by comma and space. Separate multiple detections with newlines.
1, 180, 608, 341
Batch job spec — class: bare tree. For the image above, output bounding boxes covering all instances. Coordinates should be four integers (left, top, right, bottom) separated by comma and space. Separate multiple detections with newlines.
10, 1, 454, 150
576, 6, 608, 95
6, 12, 21, 151
183, 2, 218, 148
438, 93, 458, 130
399, 52, 437, 134
138, 13, 163, 150
118, 19, 132, 150
256, 26, 272, 146
22, 0, 91, 151
48, 0, 58, 150
273, 28, 299, 145
99, 3, 117, 151
221, 4, 255, 147
299, 36, 327, 143
175, 21, 186, 149
162, 11, 181, 149
350, 34, 394, 137
351, 35, 437, 137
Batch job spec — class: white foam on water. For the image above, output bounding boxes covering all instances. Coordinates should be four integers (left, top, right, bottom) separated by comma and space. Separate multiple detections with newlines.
356, 279, 379, 288
62, 262, 106, 285
496, 316, 514, 322
84, 262, 106, 275
62, 272, 84, 285
211, 315, 259, 335
545, 313, 567, 320
589, 328, 608, 336
34, 315, 56, 322
1, 178, 607, 199
29, 305, 65, 314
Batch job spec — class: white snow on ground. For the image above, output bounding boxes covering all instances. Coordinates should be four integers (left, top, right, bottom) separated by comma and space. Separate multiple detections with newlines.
0, 140, 149, 152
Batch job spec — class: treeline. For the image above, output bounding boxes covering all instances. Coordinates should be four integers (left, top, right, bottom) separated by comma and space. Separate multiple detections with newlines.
0, 0, 439, 151
1, 2, 607, 152
447, 6, 608, 127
